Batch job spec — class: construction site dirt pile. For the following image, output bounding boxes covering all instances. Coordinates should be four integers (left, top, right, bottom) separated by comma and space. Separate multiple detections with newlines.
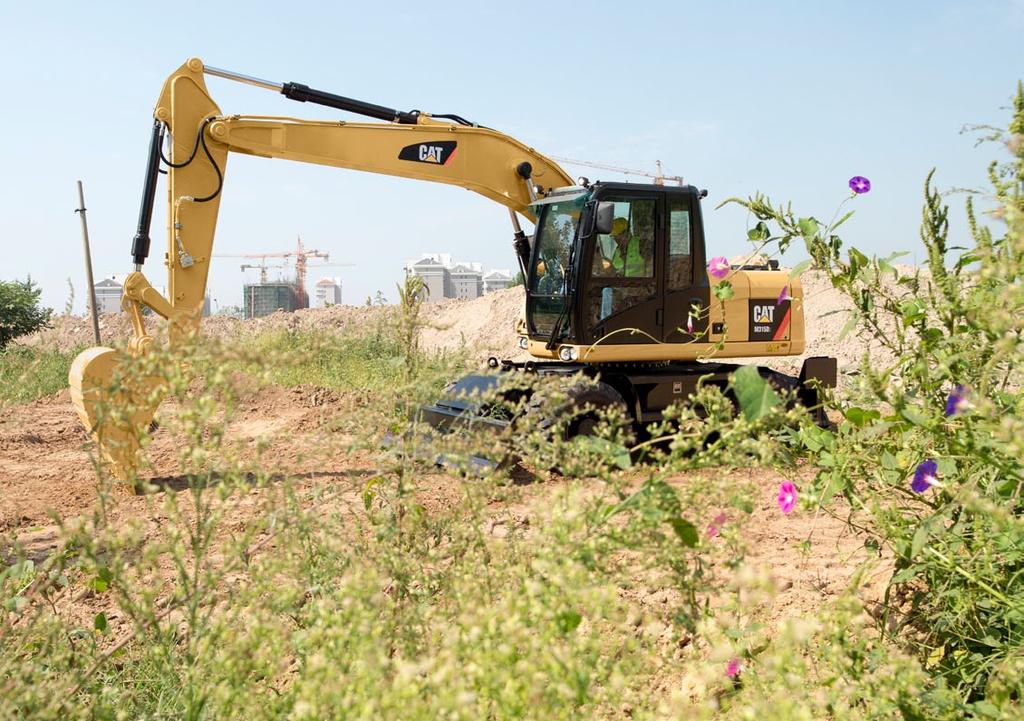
18, 268, 921, 372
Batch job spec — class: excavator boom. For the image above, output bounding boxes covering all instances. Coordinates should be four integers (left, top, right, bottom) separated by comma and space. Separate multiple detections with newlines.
69, 57, 573, 479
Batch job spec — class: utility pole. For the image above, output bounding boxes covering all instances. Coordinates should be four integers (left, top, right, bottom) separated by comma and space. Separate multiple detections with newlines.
74, 180, 101, 344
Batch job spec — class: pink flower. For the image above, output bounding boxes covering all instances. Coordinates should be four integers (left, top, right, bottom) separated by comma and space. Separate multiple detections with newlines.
706, 512, 727, 539
727, 658, 741, 678
777, 481, 797, 514
686, 314, 695, 334
777, 285, 790, 305
707, 256, 730, 280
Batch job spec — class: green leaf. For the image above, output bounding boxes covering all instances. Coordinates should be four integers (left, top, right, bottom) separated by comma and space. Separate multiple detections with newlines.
844, 407, 881, 427
831, 209, 855, 231
837, 313, 859, 341
555, 610, 582, 634
899, 406, 929, 427
731, 366, 781, 421
92, 567, 113, 594
730, 495, 754, 514
892, 566, 920, 584
788, 259, 812, 279
925, 644, 945, 669
911, 523, 932, 558
747, 221, 770, 241
668, 518, 699, 547
713, 280, 734, 301
94, 612, 108, 634
797, 217, 819, 239
848, 248, 869, 274
899, 298, 925, 324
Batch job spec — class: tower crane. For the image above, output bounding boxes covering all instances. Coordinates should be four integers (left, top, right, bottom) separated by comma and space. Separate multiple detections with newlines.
239, 261, 289, 284
549, 157, 684, 186
217, 235, 329, 301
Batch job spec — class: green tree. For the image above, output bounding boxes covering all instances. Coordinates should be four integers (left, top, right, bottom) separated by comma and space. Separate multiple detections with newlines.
0, 277, 52, 348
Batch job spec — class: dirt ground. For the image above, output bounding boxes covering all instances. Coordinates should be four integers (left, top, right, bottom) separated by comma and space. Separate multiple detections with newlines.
0, 386, 883, 642
3, 273, 898, 644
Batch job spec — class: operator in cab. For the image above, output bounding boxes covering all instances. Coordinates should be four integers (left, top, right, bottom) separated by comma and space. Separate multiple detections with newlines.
595, 217, 647, 278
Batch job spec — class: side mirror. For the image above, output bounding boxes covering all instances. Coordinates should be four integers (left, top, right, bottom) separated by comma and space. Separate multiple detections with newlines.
594, 201, 615, 235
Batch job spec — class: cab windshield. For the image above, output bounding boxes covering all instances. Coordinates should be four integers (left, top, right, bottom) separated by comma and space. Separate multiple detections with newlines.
527, 192, 588, 335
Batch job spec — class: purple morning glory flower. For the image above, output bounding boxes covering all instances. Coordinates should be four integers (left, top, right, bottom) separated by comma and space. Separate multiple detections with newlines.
707, 256, 730, 280
727, 658, 741, 678
945, 385, 970, 416
849, 176, 871, 194
687, 314, 695, 334
911, 459, 938, 493
777, 285, 790, 306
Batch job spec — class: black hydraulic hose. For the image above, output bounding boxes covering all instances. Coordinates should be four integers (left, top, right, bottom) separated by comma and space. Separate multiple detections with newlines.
190, 119, 223, 203
131, 120, 166, 266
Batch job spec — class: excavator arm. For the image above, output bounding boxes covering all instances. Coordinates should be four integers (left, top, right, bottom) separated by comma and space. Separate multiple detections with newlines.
69, 57, 573, 479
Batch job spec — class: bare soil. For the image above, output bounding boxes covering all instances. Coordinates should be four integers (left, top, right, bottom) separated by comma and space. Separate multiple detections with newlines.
3, 271, 897, 643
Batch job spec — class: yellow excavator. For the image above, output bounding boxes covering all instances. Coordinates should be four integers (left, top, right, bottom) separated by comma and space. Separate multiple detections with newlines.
69, 58, 835, 478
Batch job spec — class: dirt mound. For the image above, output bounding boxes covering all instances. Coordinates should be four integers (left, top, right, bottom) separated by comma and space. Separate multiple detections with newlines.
417, 287, 527, 360
18, 268, 918, 376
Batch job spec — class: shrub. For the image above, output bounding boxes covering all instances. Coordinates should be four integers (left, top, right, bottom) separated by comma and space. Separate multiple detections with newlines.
0, 277, 51, 348
725, 81, 1024, 708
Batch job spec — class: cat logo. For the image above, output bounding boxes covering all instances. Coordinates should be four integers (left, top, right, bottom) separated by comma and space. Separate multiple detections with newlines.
752, 305, 774, 324
749, 298, 792, 341
398, 140, 457, 166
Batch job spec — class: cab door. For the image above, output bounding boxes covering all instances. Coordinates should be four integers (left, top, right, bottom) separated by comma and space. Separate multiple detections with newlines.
662, 193, 710, 344
577, 193, 663, 346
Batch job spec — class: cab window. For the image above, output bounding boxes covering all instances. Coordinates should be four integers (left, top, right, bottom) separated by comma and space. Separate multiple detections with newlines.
591, 199, 656, 279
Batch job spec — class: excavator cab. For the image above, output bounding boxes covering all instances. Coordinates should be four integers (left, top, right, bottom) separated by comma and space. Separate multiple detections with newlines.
525, 182, 711, 358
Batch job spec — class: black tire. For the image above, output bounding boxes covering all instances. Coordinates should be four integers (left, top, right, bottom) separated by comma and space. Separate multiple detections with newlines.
523, 379, 632, 441
514, 379, 633, 475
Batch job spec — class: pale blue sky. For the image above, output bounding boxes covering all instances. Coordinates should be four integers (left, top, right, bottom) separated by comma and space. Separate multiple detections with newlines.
1, 1, 1022, 313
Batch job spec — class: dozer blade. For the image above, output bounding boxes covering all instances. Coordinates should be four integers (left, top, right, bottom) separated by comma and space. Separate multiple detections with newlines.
69, 346, 163, 482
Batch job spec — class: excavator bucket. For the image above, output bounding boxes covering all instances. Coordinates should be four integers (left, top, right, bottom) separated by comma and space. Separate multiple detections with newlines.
69, 346, 163, 482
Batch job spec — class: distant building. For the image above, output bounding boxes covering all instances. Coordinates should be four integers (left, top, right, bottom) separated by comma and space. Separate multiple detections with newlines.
406, 253, 511, 301
407, 255, 453, 302
450, 263, 483, 300
243, 282, 302, 319
93, 277, 124, 314
483, 269, 513, 294
314, 277, 343, 307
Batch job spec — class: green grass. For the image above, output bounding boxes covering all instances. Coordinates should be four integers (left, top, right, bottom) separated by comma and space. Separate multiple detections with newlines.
238, 328, 458, 393
0, 345, 75, 405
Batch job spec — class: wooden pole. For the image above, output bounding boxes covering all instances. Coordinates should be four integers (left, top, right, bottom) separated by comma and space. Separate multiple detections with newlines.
75, 180, 101, 344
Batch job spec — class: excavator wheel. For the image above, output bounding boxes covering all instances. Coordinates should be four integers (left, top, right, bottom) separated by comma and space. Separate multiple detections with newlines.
514, 379, 634, 474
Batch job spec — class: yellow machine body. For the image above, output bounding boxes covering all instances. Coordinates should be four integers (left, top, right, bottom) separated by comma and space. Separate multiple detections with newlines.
68, 58, 804, 479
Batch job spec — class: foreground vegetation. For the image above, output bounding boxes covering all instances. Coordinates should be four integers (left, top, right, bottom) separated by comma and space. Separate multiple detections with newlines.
1, 87, 1022, 718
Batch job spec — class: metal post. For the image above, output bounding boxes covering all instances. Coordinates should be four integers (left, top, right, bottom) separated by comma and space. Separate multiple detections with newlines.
75, 180, 101, 344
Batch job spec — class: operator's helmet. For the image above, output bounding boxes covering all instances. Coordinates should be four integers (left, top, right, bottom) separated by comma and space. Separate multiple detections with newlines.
611, 217, 629, 235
